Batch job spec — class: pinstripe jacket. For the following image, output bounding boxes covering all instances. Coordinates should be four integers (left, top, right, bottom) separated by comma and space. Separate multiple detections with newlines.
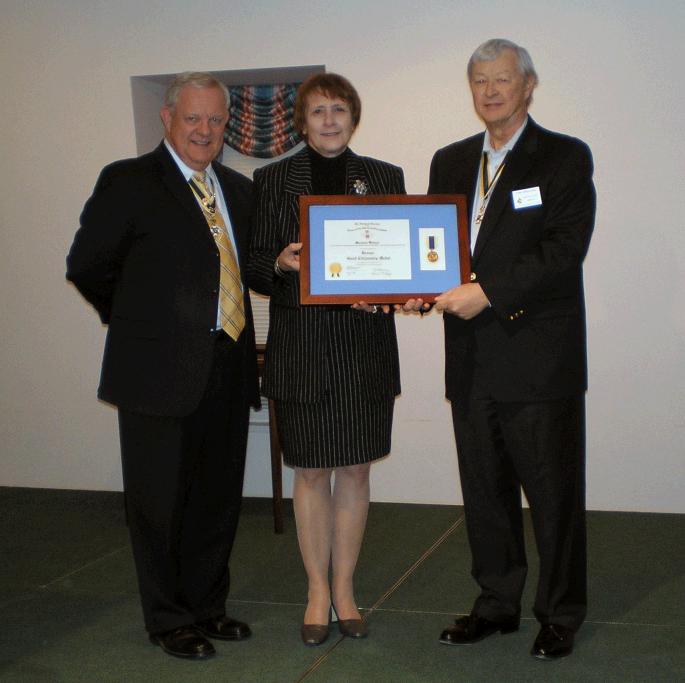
247, 147, 404, 403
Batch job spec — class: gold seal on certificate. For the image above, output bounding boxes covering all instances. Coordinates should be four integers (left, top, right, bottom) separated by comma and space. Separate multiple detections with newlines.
329, 262, 342, 277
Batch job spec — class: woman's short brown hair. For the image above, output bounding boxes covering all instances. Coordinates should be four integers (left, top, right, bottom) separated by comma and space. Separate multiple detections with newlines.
293, 73, 362, 138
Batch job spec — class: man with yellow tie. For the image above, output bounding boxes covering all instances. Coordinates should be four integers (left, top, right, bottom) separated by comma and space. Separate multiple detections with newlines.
67, 73, 260, 660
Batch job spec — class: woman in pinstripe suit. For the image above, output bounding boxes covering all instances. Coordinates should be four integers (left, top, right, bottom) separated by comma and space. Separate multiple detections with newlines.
247, 74, 404, 645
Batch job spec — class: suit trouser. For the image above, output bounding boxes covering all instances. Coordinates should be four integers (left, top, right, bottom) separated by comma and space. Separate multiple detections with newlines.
118, 332, 249, 635
451, 391, 587, 631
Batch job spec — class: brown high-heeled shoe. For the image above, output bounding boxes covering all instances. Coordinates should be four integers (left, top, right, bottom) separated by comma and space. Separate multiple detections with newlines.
338, 618, 368, 638
301, 605, 332, 646
301, 622, 330, 646
333, 602, 368, 638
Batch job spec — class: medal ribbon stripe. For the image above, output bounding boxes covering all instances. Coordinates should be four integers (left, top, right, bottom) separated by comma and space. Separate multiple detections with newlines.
475, 151, 508, 225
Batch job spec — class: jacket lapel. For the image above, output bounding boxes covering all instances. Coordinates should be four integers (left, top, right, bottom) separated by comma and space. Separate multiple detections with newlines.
458, 137, 484, 218
283, 147, 312, 227
284, 147, 313, 195
156, 142, 215, 247
472, 120, 539, 263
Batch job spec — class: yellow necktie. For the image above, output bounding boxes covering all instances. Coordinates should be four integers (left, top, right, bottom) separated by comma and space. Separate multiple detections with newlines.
189, 172, 245, 341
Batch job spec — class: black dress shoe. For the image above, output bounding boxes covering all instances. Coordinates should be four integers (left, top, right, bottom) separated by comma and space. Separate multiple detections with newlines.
338, 619, 368, 639
149, 626, 216, 659
531, 624, 574, 660
196, 615, 252, 641
301, 623, 330, 646
439, 614, 520, 645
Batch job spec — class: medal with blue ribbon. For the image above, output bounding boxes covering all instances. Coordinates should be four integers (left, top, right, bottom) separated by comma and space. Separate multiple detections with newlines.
427, 235, 439, 262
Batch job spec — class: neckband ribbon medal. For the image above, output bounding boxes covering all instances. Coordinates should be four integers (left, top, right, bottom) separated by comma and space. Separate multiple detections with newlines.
474, 151, 507, 225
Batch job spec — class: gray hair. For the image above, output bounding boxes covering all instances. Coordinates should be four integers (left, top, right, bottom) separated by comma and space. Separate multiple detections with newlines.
467, 39, 539, 86
164, 72, 229, 111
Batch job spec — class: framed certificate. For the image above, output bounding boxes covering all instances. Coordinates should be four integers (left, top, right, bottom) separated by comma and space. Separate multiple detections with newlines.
299, 194, 470, 304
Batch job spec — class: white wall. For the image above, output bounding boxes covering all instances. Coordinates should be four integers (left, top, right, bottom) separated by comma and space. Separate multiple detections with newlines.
1, 0, 683, 512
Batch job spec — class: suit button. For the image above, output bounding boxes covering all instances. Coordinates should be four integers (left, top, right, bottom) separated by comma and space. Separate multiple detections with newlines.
469, 272, 477, 282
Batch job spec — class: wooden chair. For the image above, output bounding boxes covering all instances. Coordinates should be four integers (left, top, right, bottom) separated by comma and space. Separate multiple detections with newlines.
256, 344, 284, 533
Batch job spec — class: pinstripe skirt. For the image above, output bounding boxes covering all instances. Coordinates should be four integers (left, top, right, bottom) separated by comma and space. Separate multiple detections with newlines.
275, 394, 394, 469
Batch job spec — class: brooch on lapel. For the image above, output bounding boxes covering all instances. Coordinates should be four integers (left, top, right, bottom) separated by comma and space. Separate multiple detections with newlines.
352, 179, 368, 195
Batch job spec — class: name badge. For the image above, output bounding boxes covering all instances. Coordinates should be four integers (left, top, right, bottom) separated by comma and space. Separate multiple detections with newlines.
512, 186, 542, 210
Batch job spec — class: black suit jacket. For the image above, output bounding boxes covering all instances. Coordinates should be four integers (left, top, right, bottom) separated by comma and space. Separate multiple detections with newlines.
428, 119, 596, 403
67, 142, 260, 416
247, 147, 404, 403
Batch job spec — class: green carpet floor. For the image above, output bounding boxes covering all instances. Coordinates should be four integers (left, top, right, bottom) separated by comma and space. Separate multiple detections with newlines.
1, 487, 683, 681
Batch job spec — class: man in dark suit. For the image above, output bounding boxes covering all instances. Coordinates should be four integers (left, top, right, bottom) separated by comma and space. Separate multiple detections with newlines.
428, 40, 595, 659
67, 72, 260, 660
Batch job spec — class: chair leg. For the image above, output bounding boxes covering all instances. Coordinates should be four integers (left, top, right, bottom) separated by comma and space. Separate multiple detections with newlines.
268, 399, 284, 534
